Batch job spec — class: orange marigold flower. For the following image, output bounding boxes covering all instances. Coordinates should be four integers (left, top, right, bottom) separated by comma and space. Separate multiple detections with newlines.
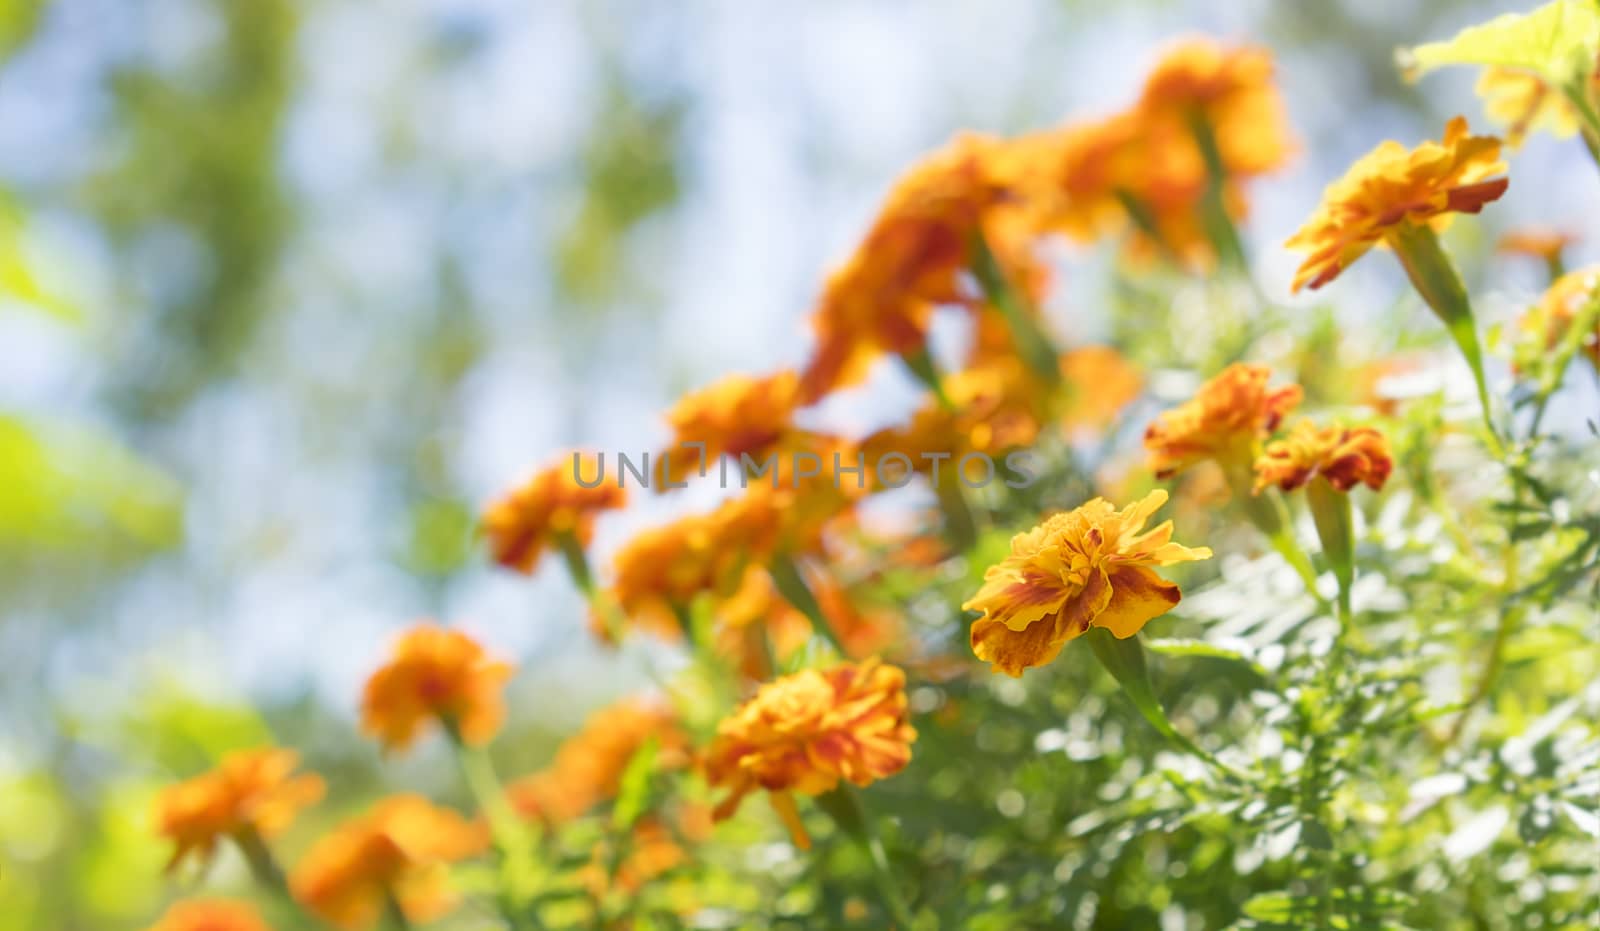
483, 452, 625, 574
509, 697, 690, 825
361, 624, 513, 752
704, 658, 916, 822
1143, 363, 1303, 479
153, 748, 325, 873
1516, 266, 1600, 372
1287, 116, 1508, 292
147, 899, 273, 931
655, 371, 803, 489
1136, 38, 1295, 178
799, 133, 1023, 401
962, 490, 1211, 677
1252, 421, 1394, 494
290, 795, 486, 931
1476, 67, 1579, 147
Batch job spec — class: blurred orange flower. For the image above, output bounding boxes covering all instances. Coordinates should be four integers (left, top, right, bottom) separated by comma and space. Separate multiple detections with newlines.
1516, 266, 1600, 372
361, 625, 513, 752
1059, 346, 1144, 429
484, 452, 625, 574
704, 658, 916, 824
1287, 116, 1508, 292
1143, 363, 1302, 479
1252, 421, 1394, 494
146, 899, 272, 931
1136, 38, 1294, 178
962, 490, 1211, 676
1000, 40, 1291, 267
655, 371, 802, 488
509, 697, 690, 826
799, 133, 1020, 401
1497, 228, 1576, 264
290, 795, 486, 930
153, 748, 324, 873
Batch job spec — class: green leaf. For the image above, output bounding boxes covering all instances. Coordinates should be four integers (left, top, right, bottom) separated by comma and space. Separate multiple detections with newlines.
1143, 637, 1268, 678
1402, 0, 1600, 89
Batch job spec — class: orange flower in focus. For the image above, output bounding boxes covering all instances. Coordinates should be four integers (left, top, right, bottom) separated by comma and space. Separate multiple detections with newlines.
655, 371, 802, 489
962, 490, 1210, 676
290, 795, 486, 930
508, 697, 690, 825
153, 748, 325, 873
361, 625, 513, 752
1252, 421, 1394, 494
1475, 67, 1579, 147
484, 452, 625, 574
704, 658, 916, 825
1286, 117, 1508, 292
146, 899, 272, 931
1516, 266, 1600, 372
799, 134, 1023, 402
1059, 346, 1144, 429
1143, 363, 1302, 479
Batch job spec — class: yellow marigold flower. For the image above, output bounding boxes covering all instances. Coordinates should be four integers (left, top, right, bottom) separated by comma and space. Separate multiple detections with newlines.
962, 490, 1211, 677
508, 697, 689, 826
655, 371, 802, 489
1516, 266, 1600, 372
1287, 116, 1508, 293
360, 624, 513, 752
1252, 421, 1394, 494
1476, 66, 1579, 147
483, 452, 625, 574
146, 899, 272, 931
290, 795, 486, 931
799, 133, 1022, 401
1143, 363, 1303, 479
153, 748, 325, 873
703, 658, 916, 823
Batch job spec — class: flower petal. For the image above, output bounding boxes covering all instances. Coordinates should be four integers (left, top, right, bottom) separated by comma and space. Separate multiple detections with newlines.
1095, 565, 1183, 638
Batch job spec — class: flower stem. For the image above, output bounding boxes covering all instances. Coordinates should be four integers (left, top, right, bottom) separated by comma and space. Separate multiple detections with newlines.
1305, 477, 1355, 626
556, 531, 595, 597
1086, 629, 1251, 784
898, 346, 955, 412
815, 786, 916, 929
383, 892, 413, 931
233, 827, 299, 909
1188, 112, 1249, 273
969, 230, 1060, 385
444, 723, 543, 931
1388, 222, 1499, 448
1227, 465, 1328, 607
769, 554, 847, 654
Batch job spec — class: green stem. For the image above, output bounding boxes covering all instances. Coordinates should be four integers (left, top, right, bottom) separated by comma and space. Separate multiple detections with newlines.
1085, 629, 1251, 784
233, 827, 300, 911
556, 531, 595, 597
1227, 464, 1329, 607
969, 229, 1060, 384
768, 554, 848, 654
383, 892, 413, 931
934, 472, 979, 553
1561, 82, 1600, 174
1388, 222, 1499, 449
898, 346, 955, 412
1188, 111, 1249, 273
1305, 478, 1355, 627
444, 723, 543, 931
815, 787, 917, 929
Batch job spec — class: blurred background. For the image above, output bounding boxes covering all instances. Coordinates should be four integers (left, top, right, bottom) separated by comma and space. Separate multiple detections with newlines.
1, 0, 1595, 926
